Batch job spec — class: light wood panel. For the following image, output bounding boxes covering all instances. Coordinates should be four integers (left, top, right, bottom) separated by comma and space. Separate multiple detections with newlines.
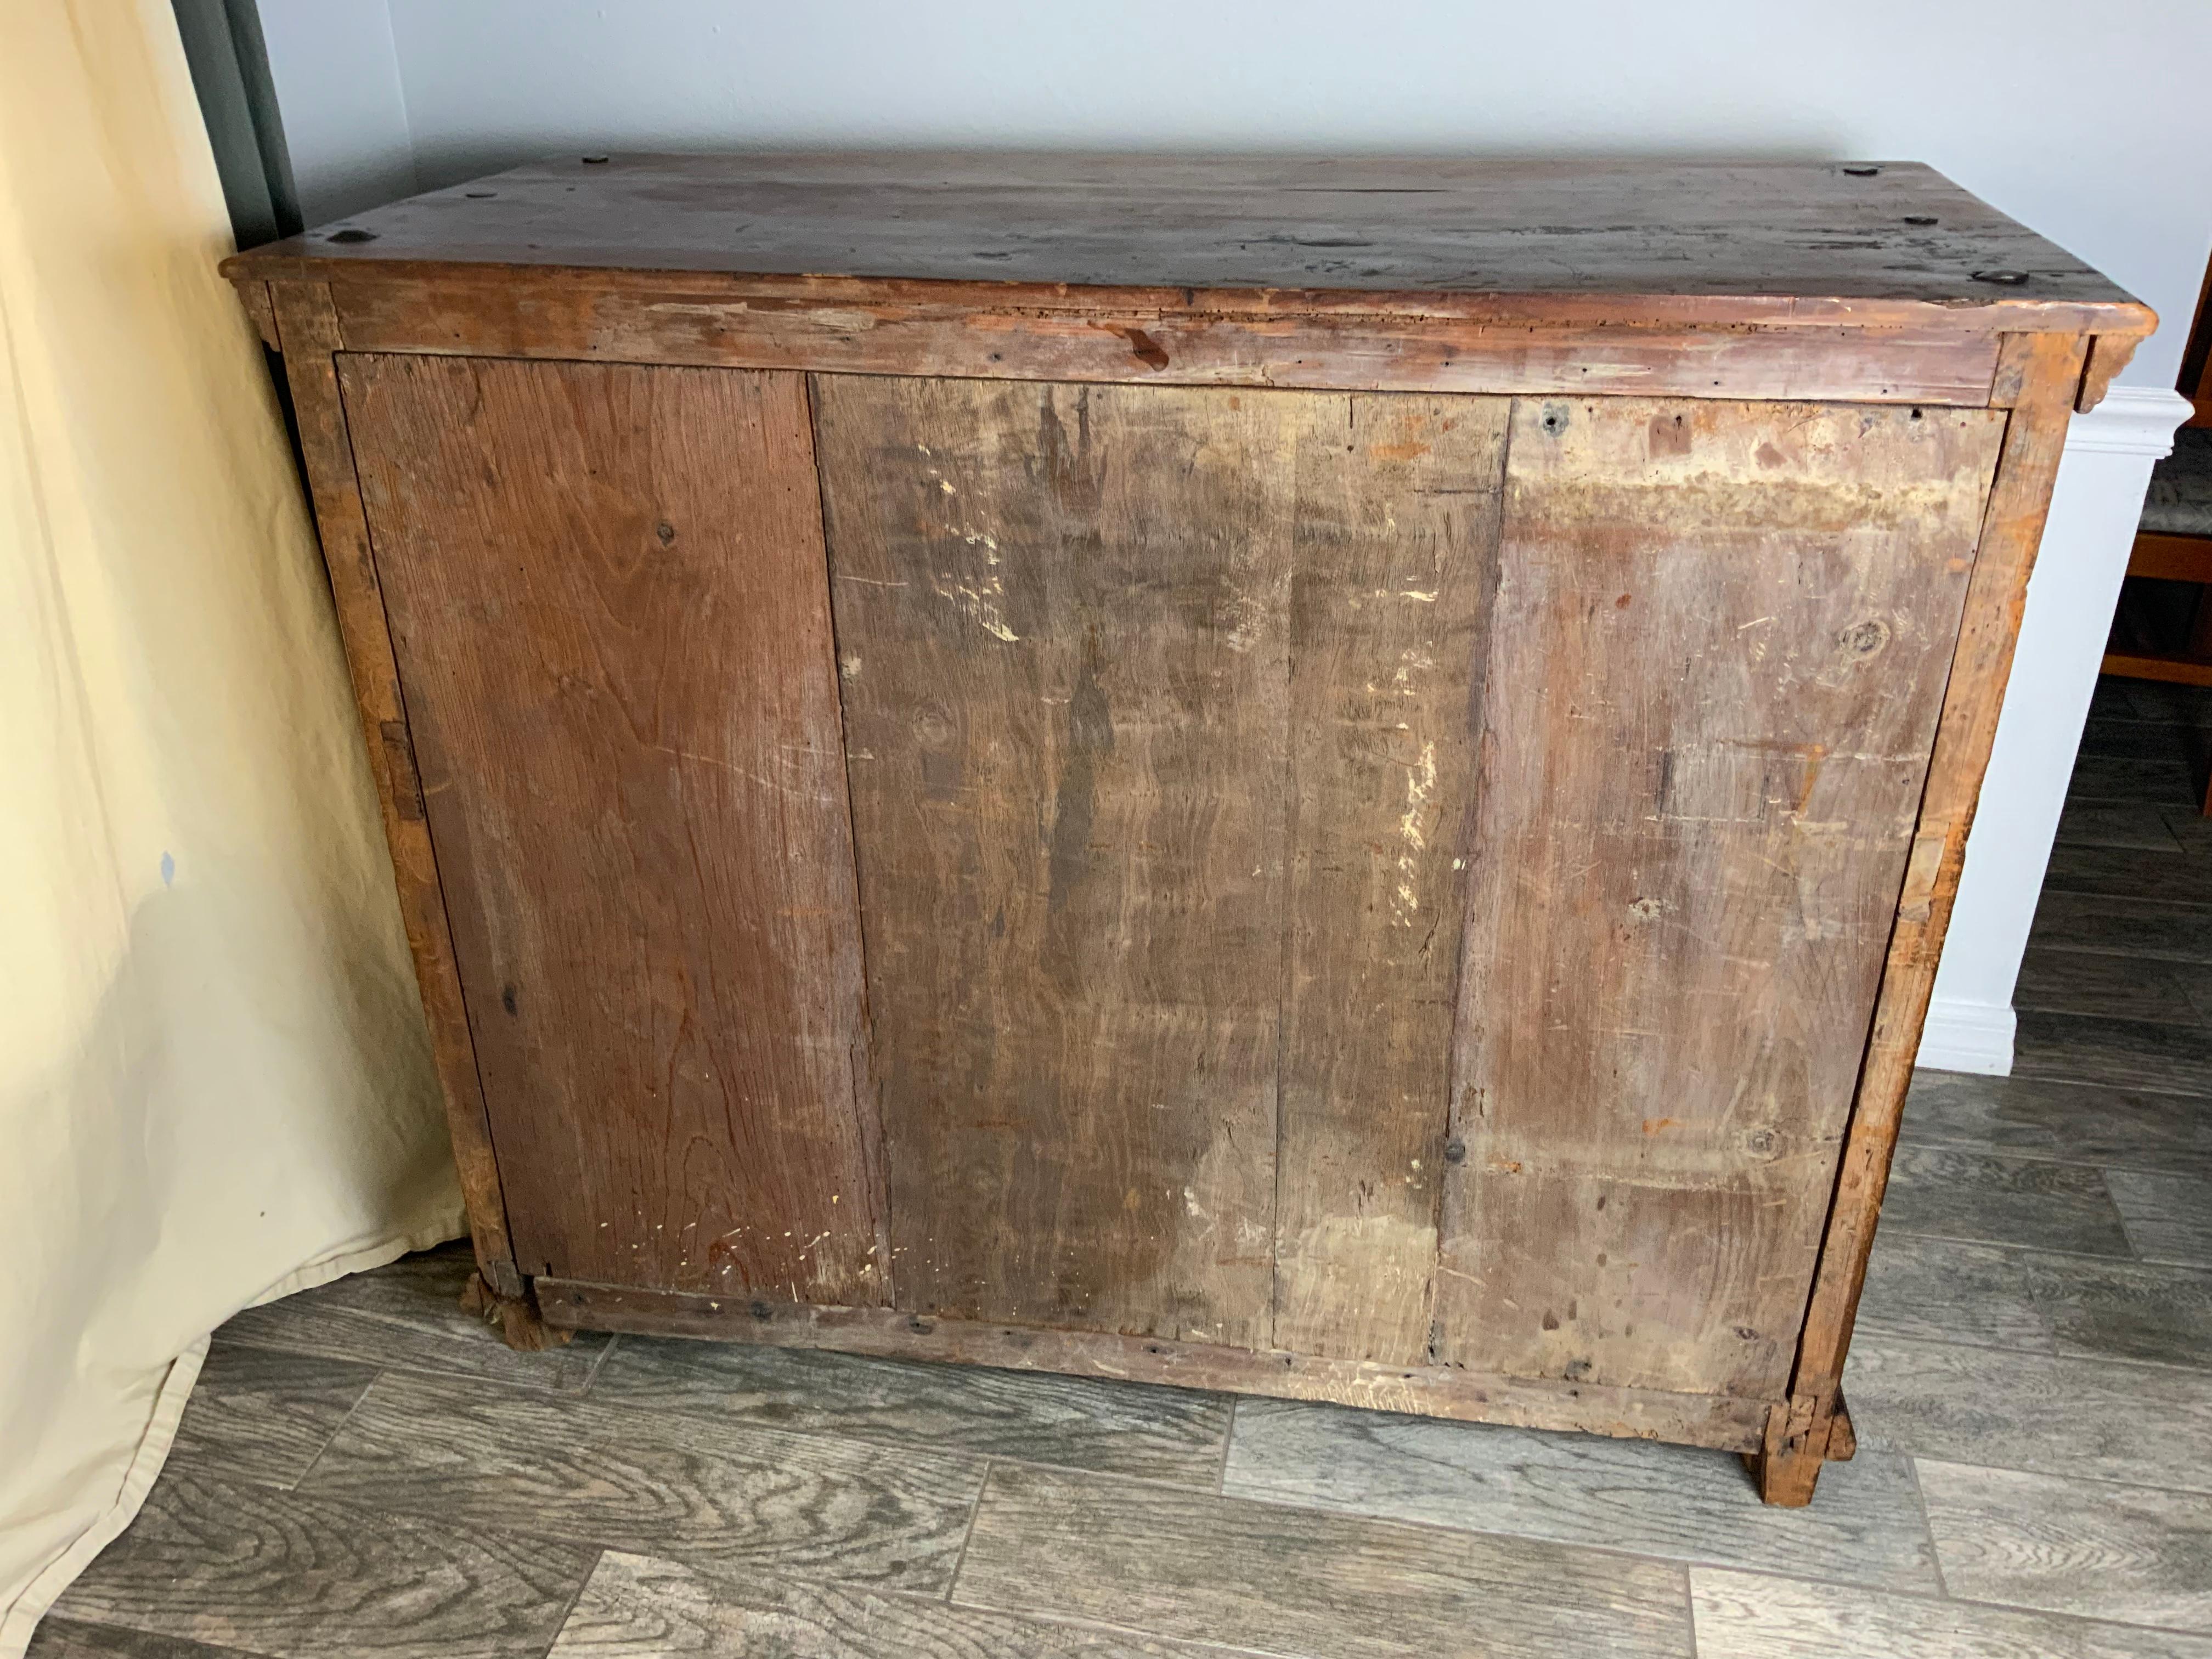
1436, 396, 2005, 1398
341, 355, 886, 1299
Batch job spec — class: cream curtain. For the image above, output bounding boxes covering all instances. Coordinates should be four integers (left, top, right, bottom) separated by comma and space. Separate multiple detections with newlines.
0, 3, 464, 1649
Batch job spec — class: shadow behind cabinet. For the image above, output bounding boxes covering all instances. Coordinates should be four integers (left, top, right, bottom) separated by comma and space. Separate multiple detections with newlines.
225, 155, 2152, 1506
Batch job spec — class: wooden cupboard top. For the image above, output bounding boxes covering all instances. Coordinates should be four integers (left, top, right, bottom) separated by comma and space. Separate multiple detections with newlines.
223, 153, 2152, 342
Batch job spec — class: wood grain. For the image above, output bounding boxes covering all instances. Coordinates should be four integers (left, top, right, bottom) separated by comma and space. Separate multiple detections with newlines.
1763, 331, 2089, 1503
1689, 1566, 2212, 1659
2031, 893, 2212, 966
1844, 1336, 2212, 1493
222, 154, 2148, 329
2108, 1170, 2212, 1266
549, 1551, 1264, 1659
217, 1242, 608, 1393
166, 1340, 377, 1490
2013, 1012, 2212, 1098
1917, 1460, 2212, 1633
26, 1624, 257, 1659
1222, 1397, 1941, 1590
955, 1460, 1695, 1659
302, 1369, 985, 1591
1273, 393, 1504, 1362
341, 354, 887, 1299
535, 1278, 1773, 1450
815, 375, 1293, 1347
2012, 947, 2212, 1026
47, 1465, 592, 1659
586, 1333, 1233, 1483
1876, 1146, 2135, 1256
266, 283, 520, 1297
325, 273, 2007, 407
1859, 1233, 2212, 1369
1899, 1071, 2212, 1181
1437, 396, 2002, 1399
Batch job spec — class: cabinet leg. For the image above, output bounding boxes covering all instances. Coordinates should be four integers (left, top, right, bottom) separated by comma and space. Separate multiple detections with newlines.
1745, 1390, 1850, 1506
460, 1270, 573, 1352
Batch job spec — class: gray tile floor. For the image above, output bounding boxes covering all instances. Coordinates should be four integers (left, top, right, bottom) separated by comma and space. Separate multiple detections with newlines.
31, 678, 2212, 1658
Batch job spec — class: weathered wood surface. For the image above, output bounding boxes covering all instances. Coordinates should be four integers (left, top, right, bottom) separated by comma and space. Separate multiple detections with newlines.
815, 374, 1293, 1347
1759, 333, 2089, 1504
267, 283, 521, 1299
342, 355, 887, 1299
1273, 394, 1504, 1363
533, 1278, 1775, 1452
222, 154, 2145, 330
325, 273, 2008, 407
1436, 396, 2004, 1400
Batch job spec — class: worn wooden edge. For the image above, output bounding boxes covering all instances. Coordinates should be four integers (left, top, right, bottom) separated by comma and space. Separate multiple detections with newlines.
459, 1270, 572, 1352
235, 278, 279, 350
1754, 330, 2090, 1508
218, 255, 2157, 340
533, 1277, 1775, 1452
266, 279, 526, 1300
2076, 330, 2150, 413
312, 273, 2011, 405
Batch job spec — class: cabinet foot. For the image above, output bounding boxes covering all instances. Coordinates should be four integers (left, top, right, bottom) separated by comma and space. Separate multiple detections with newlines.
1745, 1389, 1853, 1505
460, 1271, 573, 1352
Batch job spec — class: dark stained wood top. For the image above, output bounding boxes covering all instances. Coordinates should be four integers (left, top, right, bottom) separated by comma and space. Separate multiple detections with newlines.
223, 153, 2149, 337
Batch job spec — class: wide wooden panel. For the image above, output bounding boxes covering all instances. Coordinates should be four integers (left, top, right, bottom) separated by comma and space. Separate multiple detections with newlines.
1435, 397, 2005, 1397
341, 355, 886, 1300
1275, 397, 1505, 1362
815, 376, 1296, 1347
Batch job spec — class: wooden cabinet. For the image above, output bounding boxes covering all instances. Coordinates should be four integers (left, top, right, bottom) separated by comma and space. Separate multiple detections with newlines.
224, 155, 2151, 1504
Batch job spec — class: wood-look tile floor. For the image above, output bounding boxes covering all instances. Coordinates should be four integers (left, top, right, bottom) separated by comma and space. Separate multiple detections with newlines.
31, 679, 2212, 1659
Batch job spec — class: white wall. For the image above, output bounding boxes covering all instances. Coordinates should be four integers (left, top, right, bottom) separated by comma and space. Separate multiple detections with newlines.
256, 0, 2212, 1068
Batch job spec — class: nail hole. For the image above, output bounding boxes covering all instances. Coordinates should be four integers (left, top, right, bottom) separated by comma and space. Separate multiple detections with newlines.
1903, 215, 1937, 225
1842, 164, 1880, 177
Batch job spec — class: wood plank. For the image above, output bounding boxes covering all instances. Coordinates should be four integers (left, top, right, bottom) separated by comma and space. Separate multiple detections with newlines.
813, 374, 1294, 1349
2031, 891, 2212, 965
1222, 1396, 1941, 1590
1763, 331, 2089, 1503
1689, 1565, 2212, 1659
2013, 946, 2212, 1027
2105, 651, 2212, 689
1436, 396, 2003, 1400
326, 274, 2006, 406
26, 1621, 259, 1659
954, 1460, 1695, 1659
2042, 842, 2212, 907
47, 1465, 592, 1659
1844, 1336, 2212, 1493
1274, 394, 1505, 1363
2126, 531, 2212, 584
222, 154, 2148, 328
585, 1333, 1233, 1483
1875, 1145, 2136, 1256
2109, 1170, 2212, 1266
166, 1340, 377, 1491
1858, 1233, 2212, 1369
1917, 1460, 2212, 1634
2013, 1011, 2212, 1098
534, 1278, 1774, 1451
548, 1551, 1268, 1659
301, 1369, 985, 1592
216, 1242, 609, 1393
266, 283, 520, 1298
1899, 1070, 2212, 1182
340, 354, 886, 1299
2054, 800, 2188, 853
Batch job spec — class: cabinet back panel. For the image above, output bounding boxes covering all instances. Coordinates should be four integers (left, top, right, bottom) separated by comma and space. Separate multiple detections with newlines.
341, 354, 888, 1300
1435, 397, 2006, 1397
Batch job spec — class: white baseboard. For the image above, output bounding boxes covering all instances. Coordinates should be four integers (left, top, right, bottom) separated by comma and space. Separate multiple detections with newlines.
1916, 997, 2016, 1076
